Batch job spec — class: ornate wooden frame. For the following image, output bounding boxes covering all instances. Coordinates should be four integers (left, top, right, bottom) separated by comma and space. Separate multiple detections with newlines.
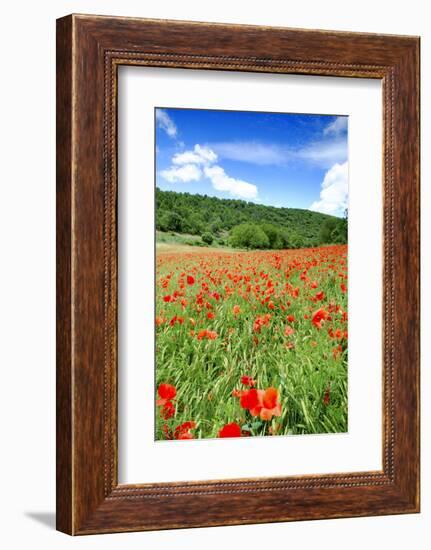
56, 14, 420, 534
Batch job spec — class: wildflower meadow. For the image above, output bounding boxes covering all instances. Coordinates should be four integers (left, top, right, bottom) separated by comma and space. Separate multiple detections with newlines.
155, 244, 348, 440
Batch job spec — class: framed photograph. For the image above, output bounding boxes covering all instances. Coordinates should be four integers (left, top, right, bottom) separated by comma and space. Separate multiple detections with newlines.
56, 14, 420, 534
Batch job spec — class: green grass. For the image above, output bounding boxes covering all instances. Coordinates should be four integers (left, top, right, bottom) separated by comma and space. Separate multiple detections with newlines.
156, 230, 231, 248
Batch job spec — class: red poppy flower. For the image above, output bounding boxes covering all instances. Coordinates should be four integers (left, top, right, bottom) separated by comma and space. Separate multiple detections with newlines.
315, 291, 325, 301
291, 287, 300, 298
263, 387, 278, 409
287, 314, 295, 323
238, 387, 282, 421
312, 308, 328, 329
241, 375, 256, 387
253, 314, 271, 332
207, 311, 215, 320
174, 421, 196, 440
156, 383, 176, 406
341, 283, 347, 293
332, 345, 342, 358
284, 325, 295, 336
240, 388, 260, 410
253, 320, 261, 332
218, 422, 241, 438
187, 275, 195, 285
259, 388, 282, 420
160, 400, 175, 419
233, 305, 241, 315
169, 315, 178, 326
163, 295, 172, 303
197, 329, 218, 340
323, 385, 331, 406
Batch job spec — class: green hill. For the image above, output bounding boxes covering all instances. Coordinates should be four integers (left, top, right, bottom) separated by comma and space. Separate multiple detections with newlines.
155, 188, 347, 249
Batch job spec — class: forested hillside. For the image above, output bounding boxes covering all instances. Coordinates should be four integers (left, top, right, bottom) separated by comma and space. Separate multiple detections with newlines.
156, 188, 347, 249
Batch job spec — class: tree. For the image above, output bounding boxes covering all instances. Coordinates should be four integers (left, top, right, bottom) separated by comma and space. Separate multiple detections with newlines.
319, 217, 338, 243
229, 223, 269, 249
202, 232, 214, 245
260, 223, 289, 249
210, 218, 222, 235
163, 212, 184, 232
188, 212, 205, 235
332, 209, 348, 243
319, 212, 347, 245
289, 233, 305, 249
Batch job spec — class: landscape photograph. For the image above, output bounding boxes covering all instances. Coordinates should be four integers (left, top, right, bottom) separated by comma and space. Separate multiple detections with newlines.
154, 107, 348, 441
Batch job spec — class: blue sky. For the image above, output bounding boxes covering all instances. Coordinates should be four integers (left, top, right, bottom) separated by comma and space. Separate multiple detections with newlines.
155, 107, 348, 217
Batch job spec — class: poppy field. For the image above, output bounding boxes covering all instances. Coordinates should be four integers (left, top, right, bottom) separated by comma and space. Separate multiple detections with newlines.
155, 244, 348, 441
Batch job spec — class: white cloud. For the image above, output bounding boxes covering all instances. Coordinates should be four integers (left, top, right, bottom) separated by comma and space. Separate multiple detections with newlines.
160, 142, 259, 199
204, 165, 258, 199
309, 161, 348, 216
155, 109, 177, 138
160, 164, 202, 183
296, 117, 348, 168
210, 141, 286, 166
173, 144, 217, 165
324, 116, 348, 136
296, 138, 347, 168
209, 136, 347, 169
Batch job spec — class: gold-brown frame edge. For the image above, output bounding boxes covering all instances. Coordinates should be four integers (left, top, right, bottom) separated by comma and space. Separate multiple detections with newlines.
104, 53, 392, 496
56, 14, 420, 535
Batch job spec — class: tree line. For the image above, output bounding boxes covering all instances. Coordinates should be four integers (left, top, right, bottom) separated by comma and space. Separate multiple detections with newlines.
156, 188, 347, 249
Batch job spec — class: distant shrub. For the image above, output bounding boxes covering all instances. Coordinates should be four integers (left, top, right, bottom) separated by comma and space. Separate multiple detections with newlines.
319, 215, 347, 245
229, 223, 269, 249
202, 232, 214, 245
260, 223, 289, 249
